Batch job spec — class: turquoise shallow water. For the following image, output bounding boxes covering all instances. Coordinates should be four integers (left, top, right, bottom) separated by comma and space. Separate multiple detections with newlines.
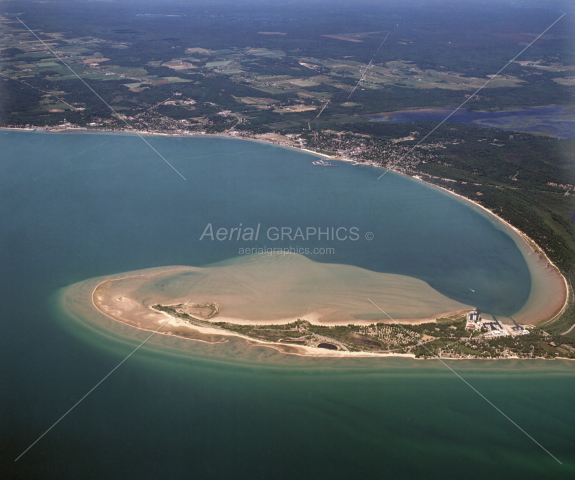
1, 130, 532, 314
2, 131, 573, 479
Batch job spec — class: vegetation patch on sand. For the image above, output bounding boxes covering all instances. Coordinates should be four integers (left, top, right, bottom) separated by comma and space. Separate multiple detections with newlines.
62, 251, 571, 359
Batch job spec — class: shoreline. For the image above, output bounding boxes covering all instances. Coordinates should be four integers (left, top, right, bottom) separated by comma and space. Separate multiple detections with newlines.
86, 259, 475, 359
421, 182, 570, 325
74, 270, 419, 359
4, 126, 569, 328
0, 127, 571, 324
54, 270, 572, 361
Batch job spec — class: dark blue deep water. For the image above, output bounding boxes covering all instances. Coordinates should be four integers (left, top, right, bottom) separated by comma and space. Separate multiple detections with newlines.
2, 131, 573, 479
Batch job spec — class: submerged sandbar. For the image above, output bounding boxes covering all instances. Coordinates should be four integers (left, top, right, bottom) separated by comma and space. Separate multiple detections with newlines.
77, 253, 474, 357
61, 253, 477, 357
58, 248, 569, 358
92, 253, 473, 329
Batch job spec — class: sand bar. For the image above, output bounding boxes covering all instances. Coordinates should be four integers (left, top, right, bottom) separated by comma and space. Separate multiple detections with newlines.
57, 254, 481, 358
92, 254, 473, 327
6, 128, 568, 341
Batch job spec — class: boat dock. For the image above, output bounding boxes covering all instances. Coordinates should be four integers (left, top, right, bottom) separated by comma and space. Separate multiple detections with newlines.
312, 160, 338, 167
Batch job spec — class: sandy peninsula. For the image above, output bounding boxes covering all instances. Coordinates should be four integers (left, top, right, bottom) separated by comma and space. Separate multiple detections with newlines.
55, 254, 481, 358
9, 127, 569, 354
56, 241, 569, 359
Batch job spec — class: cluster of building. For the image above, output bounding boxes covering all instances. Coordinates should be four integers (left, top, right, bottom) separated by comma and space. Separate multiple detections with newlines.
465, 309, 509, 337
465, 309, 529, 337
482, 320, 507, 337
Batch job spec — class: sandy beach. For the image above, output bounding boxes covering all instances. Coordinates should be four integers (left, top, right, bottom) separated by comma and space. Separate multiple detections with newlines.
58, 268, 420, 359
423, 182, 569, 325
56, 247, 565, 358
8, 127, 569, 348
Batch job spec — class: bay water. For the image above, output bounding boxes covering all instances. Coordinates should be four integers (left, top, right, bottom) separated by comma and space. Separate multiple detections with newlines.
1, 131, 573, 478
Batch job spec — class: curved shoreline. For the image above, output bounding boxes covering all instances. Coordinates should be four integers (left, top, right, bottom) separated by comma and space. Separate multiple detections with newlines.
56, 270, 571, 361
6, 126, 568, 326
92, 271, 472, 326
72, 270, 417, 359
419, 182, 569, 325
